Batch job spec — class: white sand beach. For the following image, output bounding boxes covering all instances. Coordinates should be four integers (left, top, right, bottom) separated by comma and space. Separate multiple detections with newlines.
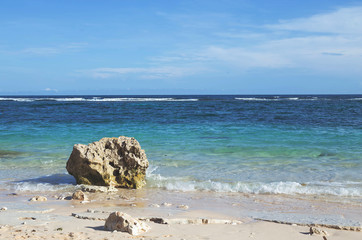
0, 188, 361, 240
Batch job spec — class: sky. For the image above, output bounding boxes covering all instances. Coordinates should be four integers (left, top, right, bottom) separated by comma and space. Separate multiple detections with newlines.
1, 0, 362, 95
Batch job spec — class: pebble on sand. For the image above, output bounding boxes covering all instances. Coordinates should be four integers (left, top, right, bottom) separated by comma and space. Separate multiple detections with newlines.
310, 227, 328, 236
177, 204, 189, 210
149, 204, 160, 208
29, 196, 47, 202
72, 190, 86, 201
161, 202, 172, 207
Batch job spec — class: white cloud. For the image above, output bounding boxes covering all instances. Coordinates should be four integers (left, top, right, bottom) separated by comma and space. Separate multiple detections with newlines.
19, 43, 87, 56
82, 66, 202, 79
23, 47, 60, 55
199, 46, 292, 69
194, 36, 362, 74
157, 11, 232, 29
266, 7, 362, 35
152, 6, 362, 75
44, 88, 58, 92
77, 6, 362, 81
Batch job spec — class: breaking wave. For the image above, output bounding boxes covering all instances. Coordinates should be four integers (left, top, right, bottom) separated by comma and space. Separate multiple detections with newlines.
8, 182, 74, 192
0, 97, 199, 102
146, 170, 362, 197
235, 97, 319, 101
235, 97, 362, 101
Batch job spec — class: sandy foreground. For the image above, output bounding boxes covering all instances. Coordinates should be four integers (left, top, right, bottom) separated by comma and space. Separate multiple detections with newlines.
0, 188, 361, 240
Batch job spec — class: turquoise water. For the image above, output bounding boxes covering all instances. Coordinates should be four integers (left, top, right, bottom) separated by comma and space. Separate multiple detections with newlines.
0, 95, 361, 200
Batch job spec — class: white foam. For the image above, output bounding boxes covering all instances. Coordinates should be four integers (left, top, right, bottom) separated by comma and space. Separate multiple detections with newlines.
51, 98, 85, 101
7, 182, 73, 192
235, 97, 319, 101
0, 97, 33, 102
146, 165, 159, 175
235, 98, 278, 101
0, 97, 199, 102
146, 173, 362, 197
0, 97, 85, 102
87, 98, 198, 102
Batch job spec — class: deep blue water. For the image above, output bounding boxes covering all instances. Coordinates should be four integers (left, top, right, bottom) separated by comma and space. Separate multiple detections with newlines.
0, 95, 361, 198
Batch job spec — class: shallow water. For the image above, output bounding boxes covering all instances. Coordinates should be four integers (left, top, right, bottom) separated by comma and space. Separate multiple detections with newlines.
0, 95, 361, 203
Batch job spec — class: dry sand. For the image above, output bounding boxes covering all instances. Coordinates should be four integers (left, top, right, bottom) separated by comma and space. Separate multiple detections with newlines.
0, 188, 361, 240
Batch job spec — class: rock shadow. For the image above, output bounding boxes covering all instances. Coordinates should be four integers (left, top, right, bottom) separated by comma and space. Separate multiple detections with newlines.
86, 226, 107, 231
15, 173, 76, 185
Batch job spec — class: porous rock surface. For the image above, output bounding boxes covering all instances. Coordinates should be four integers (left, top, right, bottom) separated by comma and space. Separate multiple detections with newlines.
66, 136, 148, 189
104, 211, 150, 235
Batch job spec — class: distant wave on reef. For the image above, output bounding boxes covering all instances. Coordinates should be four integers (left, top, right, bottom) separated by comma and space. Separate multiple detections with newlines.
1, 95, 362, 102
0, 97, 199, 102
234, 97, 348, 101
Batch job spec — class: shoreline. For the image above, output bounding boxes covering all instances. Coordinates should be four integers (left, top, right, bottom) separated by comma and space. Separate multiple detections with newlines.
0, 187, 361, 239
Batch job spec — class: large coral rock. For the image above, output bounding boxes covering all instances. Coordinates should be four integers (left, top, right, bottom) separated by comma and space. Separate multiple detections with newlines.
66, 136, 148, 189
104, 211, 150, 235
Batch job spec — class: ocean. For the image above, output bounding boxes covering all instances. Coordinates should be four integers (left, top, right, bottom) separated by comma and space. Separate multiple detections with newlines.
0, 95, 361, 204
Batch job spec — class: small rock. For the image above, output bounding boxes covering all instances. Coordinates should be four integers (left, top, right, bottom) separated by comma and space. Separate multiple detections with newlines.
72, 190, 86, 201
149, 204, 160, 208
81, 185, 118, 193
104, 211, 150, 235
0, 207, 7, 211
57, 196, 64, 200
19, 217, 36, 220
80, 200, 90, 204
161, 202, 172, 207
309, 227, 328, 236
177, 204, 189, 210
29, 196, 47, 202
119, 195, 129, 200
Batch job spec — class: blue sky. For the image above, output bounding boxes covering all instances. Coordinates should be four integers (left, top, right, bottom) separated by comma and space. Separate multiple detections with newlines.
1, 0, 362, 95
